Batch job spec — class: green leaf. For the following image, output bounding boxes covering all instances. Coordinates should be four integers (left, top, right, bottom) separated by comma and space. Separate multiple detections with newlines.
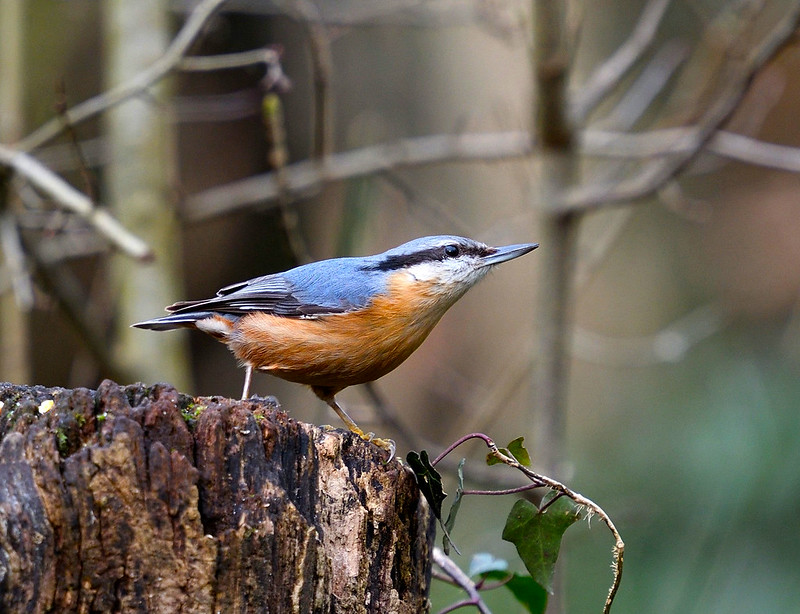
406, 450, 446, 519
502, 497, 581, 593
481, 570, 548, 614
486, 437, 532, 466
442, 458, 465, 554
506, 437, 531, 466
486, 450, 504, 465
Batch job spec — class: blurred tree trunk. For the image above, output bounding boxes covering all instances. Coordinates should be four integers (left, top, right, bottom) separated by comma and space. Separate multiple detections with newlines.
103, 0, 191, 389
0, 381, 434, 612
531, 4, 578, 613
0, 0, 31, 385
530, 0, 577, 478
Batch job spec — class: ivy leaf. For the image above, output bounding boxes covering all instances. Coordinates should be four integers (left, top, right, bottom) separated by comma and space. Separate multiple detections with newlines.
486, 450, 504, 466
502, 497, 581, 593
406, 450, 446, 519
486, 437, 531, 466
481, 570, 548, 614
506, 436, 531, 466
442, 458, 465, 554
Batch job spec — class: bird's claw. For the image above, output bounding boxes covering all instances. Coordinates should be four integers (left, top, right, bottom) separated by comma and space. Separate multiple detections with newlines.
370, 436, 396, 463
357, 430, 396, 462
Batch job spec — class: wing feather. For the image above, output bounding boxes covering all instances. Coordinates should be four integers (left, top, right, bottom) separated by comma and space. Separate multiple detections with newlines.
165, 259, 382, 317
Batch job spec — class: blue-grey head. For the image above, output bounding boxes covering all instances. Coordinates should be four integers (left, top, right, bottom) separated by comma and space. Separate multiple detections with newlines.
363, 235, 538, 300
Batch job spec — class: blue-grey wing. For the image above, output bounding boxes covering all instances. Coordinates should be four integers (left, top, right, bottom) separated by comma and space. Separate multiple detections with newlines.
166, 258, 385, 317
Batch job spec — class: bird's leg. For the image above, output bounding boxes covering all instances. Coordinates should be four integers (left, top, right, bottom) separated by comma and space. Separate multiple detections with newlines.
241, 365, 253, 400
313, 387, 396, 461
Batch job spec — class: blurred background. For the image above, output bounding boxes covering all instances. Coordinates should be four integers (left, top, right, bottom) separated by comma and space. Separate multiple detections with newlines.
2, 0, 800, 612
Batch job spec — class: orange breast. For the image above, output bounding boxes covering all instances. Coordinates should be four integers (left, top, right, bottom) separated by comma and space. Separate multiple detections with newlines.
227, 273, 454, 392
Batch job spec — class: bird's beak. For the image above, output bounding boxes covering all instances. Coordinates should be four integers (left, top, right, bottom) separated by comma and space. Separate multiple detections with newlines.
480, 242, 538, 267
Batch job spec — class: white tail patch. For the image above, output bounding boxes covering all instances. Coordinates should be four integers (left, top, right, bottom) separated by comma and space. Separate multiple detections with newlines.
196, 315, 233, 338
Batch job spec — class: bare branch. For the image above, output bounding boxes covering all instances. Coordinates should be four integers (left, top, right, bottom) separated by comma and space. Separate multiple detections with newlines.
26, 242, 132, 384
18, 0, 228, 152
598, 38, 690, 129
573, 208, 634, 289
572, 0, 672, 122
431, 433, 625, 614
584, 127, 800, 173
559, 2, 800, 212
708, 130, 800, 172
432, 547, 493, 614
176, 6, 800, 225
172, 0, 516, 31
35, 232, 108, 264
0, 212, 33, 308
186, 113, 800, 224
31, 137, 107, 172
185, 131, 532, 221
0, 145, 152, 260
581, 126, 700, 157
177, 47, 280, 72
362, 382, 427, 451
530, 0, 577, 513
572, 303, 727, 366
283, 0, 335, 159
486, 445, 624, 614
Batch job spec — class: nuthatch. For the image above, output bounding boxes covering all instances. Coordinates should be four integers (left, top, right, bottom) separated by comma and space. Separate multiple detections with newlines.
133, 235, 537, 458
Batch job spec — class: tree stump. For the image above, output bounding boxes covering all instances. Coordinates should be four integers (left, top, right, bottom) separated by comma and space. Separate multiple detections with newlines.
0, 380, 434, 613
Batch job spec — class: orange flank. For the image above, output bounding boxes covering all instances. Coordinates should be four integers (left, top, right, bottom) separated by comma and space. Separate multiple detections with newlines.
229, 272, 456, 392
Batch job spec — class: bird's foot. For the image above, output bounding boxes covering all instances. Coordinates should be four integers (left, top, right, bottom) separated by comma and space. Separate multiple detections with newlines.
351, 427, 396, 462
368, 435, 396, 463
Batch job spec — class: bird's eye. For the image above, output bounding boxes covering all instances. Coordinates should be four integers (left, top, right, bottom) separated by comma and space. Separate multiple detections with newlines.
444, 244, 460, 258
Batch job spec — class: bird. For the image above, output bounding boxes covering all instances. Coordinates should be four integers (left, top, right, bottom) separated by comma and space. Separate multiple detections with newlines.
133, 235, 537, 458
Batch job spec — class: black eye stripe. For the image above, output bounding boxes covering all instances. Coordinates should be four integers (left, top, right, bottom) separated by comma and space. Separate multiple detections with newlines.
365, 243, 493, 272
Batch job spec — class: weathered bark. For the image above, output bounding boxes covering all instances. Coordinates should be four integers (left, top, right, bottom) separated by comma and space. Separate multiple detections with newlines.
0, 380, 433, 613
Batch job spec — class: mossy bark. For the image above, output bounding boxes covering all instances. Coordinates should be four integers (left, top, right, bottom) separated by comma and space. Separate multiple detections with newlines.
0, 381, 433, 613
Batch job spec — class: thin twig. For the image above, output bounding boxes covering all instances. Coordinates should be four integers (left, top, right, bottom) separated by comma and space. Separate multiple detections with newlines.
0, 212, 33, 308
431, 433, 495, 467
178, 47, 281, 72
54, 80, 98, 203
287, 0, 334, 159
18, 0, 228, 152
581, 126, 701, 157
432, 547, 493, 614
362, 382, 426, 451
185, 116, 800, 223
0, 145, 152, 260
583, 126, 800, 173
530, 6, 577, 542
461, 483, 542, 497
379, 171, 473, 235
572, 302, 726, 366
185, 131, 532, 221
24, 238, 131, 384
559, 2, 800, 212
485, 438, 624, 614
431, 433, 624, 614
708, 131, 800, 172
448, 336, 534, 441
597, 38, 690, 130
261, 91, 313, 265
27, 137, 107, 173
572, 0, 672, 122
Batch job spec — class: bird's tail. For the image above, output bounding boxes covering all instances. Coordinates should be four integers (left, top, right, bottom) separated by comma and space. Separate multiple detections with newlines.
131, 311, 220, 331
